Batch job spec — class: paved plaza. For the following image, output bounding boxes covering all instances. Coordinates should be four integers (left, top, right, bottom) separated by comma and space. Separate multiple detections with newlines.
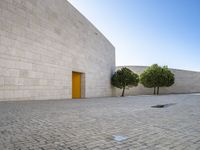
0, 94, 200, 150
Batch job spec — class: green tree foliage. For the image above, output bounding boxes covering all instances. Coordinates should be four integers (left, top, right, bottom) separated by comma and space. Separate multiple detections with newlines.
140, 64, 175, 95
111, 67, 139, 97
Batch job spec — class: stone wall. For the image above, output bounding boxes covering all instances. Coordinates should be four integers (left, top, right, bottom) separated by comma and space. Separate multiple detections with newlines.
0, 0, 115, 101
113, 66, 200, 96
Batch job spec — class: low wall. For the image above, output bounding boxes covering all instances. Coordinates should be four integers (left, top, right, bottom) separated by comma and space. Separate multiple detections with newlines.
113, 66, 200, 96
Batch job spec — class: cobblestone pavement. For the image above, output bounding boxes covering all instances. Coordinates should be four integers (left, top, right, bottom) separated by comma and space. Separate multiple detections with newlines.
0, 94, 200, 150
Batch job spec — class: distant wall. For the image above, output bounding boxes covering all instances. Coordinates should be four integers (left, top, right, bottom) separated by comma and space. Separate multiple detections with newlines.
113, 66, 200, 96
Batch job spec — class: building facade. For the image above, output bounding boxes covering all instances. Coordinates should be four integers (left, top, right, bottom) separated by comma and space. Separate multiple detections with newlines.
0, 0, 115, 101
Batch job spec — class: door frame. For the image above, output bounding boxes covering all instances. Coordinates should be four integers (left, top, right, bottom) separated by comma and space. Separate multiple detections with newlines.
72, 71, 85, 99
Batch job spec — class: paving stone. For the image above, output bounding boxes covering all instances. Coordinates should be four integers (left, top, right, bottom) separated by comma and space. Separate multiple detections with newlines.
0, 94, 200, 149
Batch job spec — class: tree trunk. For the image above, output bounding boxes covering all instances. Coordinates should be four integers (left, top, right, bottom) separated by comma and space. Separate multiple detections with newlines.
157, 86, 160, 95
121, 87, 125, 97
153, 87, 156, 95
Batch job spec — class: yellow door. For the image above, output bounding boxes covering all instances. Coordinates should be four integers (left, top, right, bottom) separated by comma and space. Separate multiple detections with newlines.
72, 72, 81, 99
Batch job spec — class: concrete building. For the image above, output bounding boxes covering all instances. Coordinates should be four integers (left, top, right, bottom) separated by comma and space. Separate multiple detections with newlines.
113, 66, 200, 96
0, 0, 200, 101
0, 0, 115, 101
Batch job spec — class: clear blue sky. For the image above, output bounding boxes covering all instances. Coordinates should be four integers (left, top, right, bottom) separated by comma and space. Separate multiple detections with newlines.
68, 0, 200, 71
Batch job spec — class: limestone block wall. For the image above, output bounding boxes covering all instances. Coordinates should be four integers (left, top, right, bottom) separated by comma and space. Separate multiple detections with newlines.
0, 0, 115, 101
113, 66, 200, 96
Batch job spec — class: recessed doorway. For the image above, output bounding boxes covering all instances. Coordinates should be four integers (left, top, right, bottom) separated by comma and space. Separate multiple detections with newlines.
72, 72, 83, 99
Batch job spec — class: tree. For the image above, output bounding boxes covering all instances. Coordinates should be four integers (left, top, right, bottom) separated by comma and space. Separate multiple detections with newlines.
140, 64, 175, 95
161, 66, 175, 92
111, 67, 139, 97
140, 64, 159, 94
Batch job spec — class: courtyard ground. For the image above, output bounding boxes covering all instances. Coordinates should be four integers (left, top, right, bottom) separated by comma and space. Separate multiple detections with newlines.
0, 94, 200, 150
